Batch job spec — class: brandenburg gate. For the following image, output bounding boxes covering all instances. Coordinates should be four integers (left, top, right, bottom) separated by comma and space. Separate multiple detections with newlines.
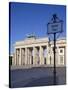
12, 35, 66, 67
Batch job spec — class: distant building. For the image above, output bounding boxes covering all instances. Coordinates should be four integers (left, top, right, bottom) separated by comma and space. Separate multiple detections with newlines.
12, 36, 66, 68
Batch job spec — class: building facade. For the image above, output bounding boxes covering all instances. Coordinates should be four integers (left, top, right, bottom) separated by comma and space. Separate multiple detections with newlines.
12, 36, 66, 67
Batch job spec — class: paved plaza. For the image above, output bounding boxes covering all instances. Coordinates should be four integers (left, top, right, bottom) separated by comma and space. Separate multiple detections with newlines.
10, 67, 66, 88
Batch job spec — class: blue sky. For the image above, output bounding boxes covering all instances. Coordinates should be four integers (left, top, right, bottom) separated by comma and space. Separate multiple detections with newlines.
10, 2, 66, 54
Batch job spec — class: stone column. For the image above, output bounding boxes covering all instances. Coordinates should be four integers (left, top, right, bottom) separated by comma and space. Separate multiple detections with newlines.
21, 49, 23, 65
21, 49, 25, 65
12, 53, 15, 66
56, 47, 59, 66
29, 49, 32, 65
64, 47, 66, 66
16, 49, 19, 66
51, 47, 54, 65
39, 46, 44, 65
28, 49, 32, 65
33, 47, 36, 65
46, 44, 50, 65
25, 48, 28, 65
14, 49, 17, 65
27, 48, 30, 65
19, 48, 22, 66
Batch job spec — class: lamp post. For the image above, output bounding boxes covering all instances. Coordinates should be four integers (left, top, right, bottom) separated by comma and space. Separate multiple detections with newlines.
47, 14, 63, 85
